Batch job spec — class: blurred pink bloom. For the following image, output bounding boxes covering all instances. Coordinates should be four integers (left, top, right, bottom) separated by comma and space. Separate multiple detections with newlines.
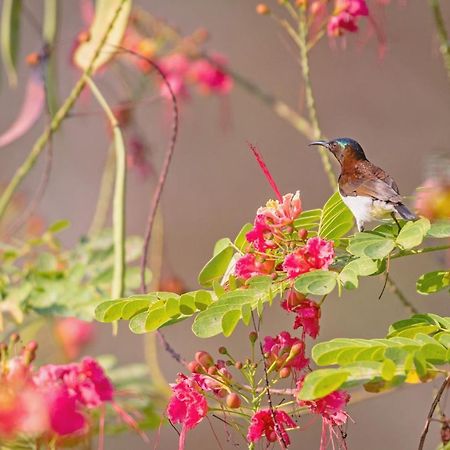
263, 331, 308, 371
282, 296, 321, 338
189, 55, 233, 95
158, 53, 190, 99
415, 178, 450, 221
245, 214, 276, 252
234, 253, 274, 280
283, 236, 335, 279
167, 374, 208, 450
55, 317, 94, 360
127, 136, 153, 179
0, 383, 49, 438
327, 0, 369, 37
247, 409, 296, 445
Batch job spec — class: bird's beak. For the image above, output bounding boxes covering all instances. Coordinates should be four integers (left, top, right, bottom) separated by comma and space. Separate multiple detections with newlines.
309, 140, 330, 149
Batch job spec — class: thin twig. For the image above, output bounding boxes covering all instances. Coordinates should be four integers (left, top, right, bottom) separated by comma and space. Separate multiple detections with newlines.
115, 50, 179, 294
157, 330, 186, 365
259, 340, 288, 449
418, 375, 450, 450
386, 276, 419, 315
297, 9, 336, 190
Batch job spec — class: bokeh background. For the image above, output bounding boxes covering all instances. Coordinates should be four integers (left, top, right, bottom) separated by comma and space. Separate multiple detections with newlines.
1, 0, 449, 448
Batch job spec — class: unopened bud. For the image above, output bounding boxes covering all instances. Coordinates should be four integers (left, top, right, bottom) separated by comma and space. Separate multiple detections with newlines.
226, 393, 241, 409
9, 333, 19, 344
234, 361, 243, 370
256, 3, 270, 15
25, 52, 40, 66
279, 367, 291, 378
187, 361, 201, 373
195, 351, 214, 368
287, 343, 303, 361
298, 228, 308, 241
249, 331, 258, 344
217, 388, 228, 398
77, 30, 90, 43
218, 346, 227, 355
208, 366, 218, 375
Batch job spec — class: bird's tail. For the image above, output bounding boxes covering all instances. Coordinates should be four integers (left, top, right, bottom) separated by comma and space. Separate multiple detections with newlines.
394, 203, 417, 220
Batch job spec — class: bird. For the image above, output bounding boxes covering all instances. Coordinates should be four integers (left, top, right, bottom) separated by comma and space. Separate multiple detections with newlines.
309, 137, 417, 232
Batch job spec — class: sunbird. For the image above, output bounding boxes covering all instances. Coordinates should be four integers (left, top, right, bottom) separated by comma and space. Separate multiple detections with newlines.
310, 137, 417, 232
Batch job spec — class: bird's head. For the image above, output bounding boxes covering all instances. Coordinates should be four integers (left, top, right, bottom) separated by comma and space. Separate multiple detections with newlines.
309, 138, 367, 165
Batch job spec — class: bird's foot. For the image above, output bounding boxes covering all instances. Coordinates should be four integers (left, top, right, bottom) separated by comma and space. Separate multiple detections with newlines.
391, 213, 402, 233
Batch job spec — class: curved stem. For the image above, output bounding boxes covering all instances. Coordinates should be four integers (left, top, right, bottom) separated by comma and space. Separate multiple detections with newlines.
86, 77, 126, 300
0, 0, 128, 222
298, 9, 336, 190
429, 0, 450, 85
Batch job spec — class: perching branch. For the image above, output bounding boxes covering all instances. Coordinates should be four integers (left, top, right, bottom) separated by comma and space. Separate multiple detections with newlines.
418, 374, 450, 450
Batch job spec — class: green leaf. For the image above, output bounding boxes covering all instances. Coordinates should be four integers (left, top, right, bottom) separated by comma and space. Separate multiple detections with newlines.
416, 271, 450, 295
1, 0, 22, 86
234, 223, 253, 251
293, 209, 321, 232
298, 368, 350, 400
129, 311, 148, 334
48, 219, 70, 234
294, 270, 338, 296
396, 218, 430, 249
198, 246, 234, 288
427, 220, 450, 239
213, 238, 232, 256
347, 232, 395, 259
73, 0, 132, 73
318, 192, 354, 240
222, 310, 241, 337
192, 288, 273, 338
339, 256, 378, 290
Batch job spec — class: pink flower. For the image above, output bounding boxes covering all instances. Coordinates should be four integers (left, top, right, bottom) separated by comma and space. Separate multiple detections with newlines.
282, 236, 335, 279
327, 0, 369, 37
54, 317, 94, 360
167, 374, 208, 450
263, 331, 308, 371
247, 409, 296, 445
282, 293, 321, 339
189, 55, 233, 95
158, 53, 190, 99
246, 191, 302, 251
297, 383, 350, 427
45, 387, 86, 436
234, 253, 274, 280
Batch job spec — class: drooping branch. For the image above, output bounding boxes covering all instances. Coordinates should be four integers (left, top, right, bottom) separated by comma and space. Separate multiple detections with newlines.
418, 374, 450, 450
0, 0, 128, 222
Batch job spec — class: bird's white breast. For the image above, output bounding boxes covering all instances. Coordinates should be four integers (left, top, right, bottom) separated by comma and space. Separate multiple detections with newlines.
340, 195, 374, 224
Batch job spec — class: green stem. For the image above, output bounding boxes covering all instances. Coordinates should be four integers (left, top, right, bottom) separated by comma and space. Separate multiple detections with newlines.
0, 0, 128, 222
391, 244, 450, 259
429, 0, 450, 85
298, 9, 336, 190
88, 144, 116, 236
85, 77, 126, 300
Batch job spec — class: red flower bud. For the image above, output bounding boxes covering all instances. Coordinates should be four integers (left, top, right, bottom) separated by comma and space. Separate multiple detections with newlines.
279, 367, 291, 378
195, 351, 214, 368
234, 361, 243, 370
249, 331, 258, 343
298, 228, 308, 241
256, 3, 270, 14
226, 393, 241, 409
187, 361, 201, 373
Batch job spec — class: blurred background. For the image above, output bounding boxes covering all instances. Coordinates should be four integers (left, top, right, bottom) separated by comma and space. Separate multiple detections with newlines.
1, 0, 449, 448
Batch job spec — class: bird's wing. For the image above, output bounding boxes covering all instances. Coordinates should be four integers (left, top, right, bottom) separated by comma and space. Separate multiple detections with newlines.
341, 163, 403, 203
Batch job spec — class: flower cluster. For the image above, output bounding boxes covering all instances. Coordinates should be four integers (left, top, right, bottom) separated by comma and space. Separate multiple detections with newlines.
0, 336, 136, 445
234, 191, 335, 283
